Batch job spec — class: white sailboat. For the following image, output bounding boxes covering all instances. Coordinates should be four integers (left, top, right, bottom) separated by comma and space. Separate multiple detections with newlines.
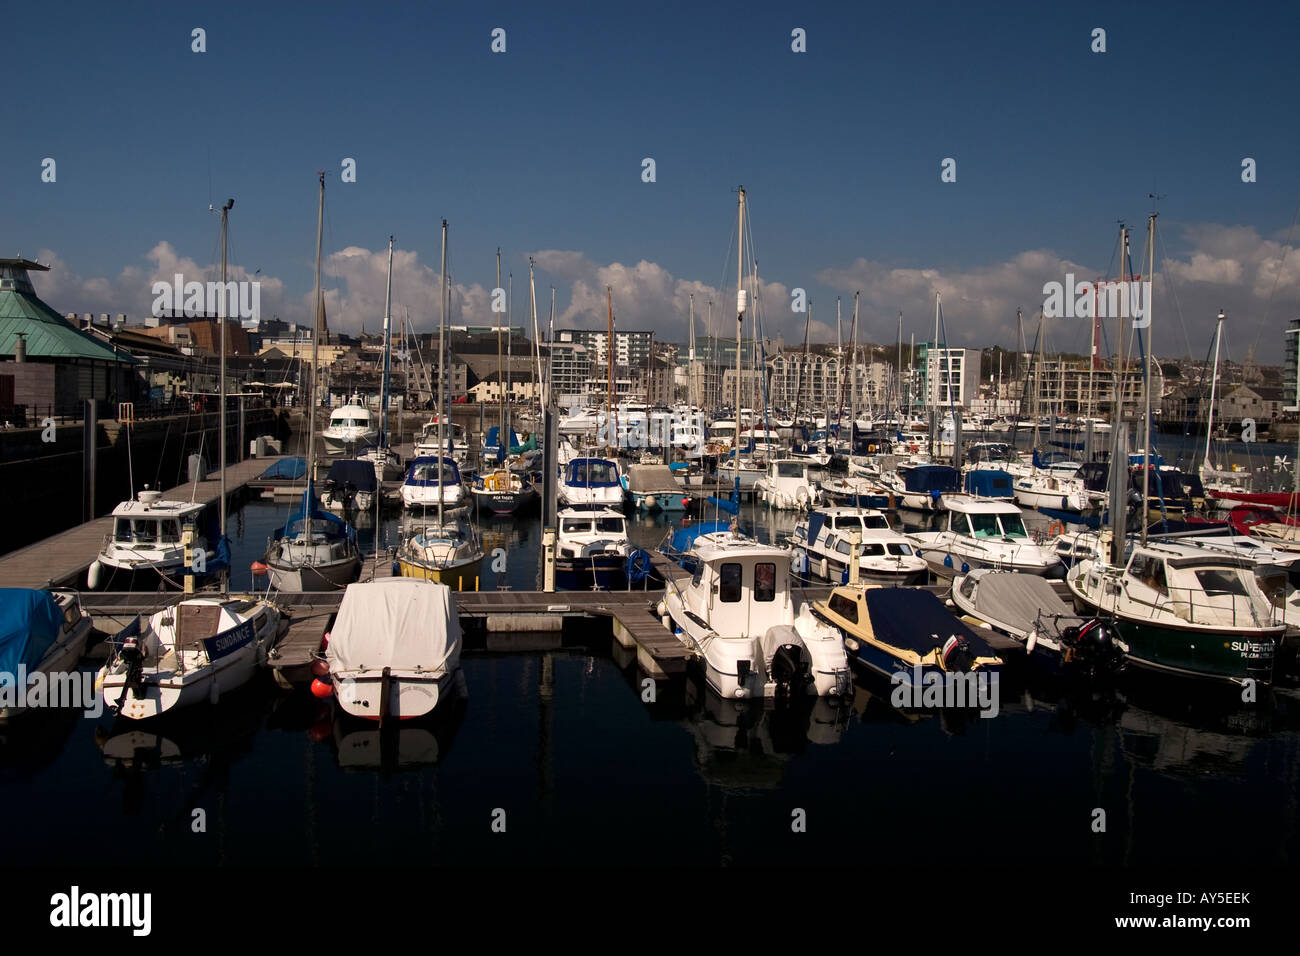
97, 198, 285, 719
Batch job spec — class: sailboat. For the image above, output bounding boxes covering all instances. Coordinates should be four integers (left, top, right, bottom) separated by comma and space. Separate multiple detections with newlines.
357, 236, 404, 482
263, 174, 363, 592
397, 219, 484, 590
97, 199, 284, 719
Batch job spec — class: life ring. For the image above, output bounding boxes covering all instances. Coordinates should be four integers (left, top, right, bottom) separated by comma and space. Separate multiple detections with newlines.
1047, 520, 1065, 537
909, 444, 919, 454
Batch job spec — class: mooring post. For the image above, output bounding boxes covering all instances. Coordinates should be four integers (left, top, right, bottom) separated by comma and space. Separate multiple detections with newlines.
82, 399, 96, 523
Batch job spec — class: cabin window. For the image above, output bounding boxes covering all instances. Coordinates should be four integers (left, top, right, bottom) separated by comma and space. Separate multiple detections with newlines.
828, 593, 858, 623
861, 543, 885, 556
777, 461, 805, 478
719, 563, 743, 602
159, 519, 181, 543
863, 513, 889, 530
887, 542, 914, 556
561, 518, 591, 534
63, 603, 81, 628
969, 514, 1001, 539
754, 563, 777, 602
834, 517, 862, 532
1195, 568, 1251, 598
834, 538, 852, 555
999, 514, 1028, 538
1255, 571, 1287, 610
1129, 555, 1168, 595
596, 517, 625, 534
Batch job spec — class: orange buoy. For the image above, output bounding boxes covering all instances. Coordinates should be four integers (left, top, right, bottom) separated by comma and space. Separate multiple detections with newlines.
310, 658, 330, 678
310, 677, 334, 698
250, 560, 269, 575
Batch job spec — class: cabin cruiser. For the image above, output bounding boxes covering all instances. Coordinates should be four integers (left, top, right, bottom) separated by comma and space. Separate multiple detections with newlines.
812, 584, 1006, 685
322, 578, 463, 720
820, 475, 891, 509
909, 496, 1059, 575
754, 458, 819, 510
88, 489, 213, 589
714, 452, 767, 490
556, 507, 634, 590
1012, 470, 1089, 512
395, 513, 483, 590
791, 507, 927, 585
1066, 540, 1284, 683
558, 457, 624, 509
322, 459, 377, 512
963, 468, 1016, 502
657, 531, 851, 699
321, 404, 378, 455
558, 406, 603, 437
97, 595, 283, 720
357, 444, 403, 482
401, 456, 468, 513
0, 589, 94, 720
950, 570, 1125, 677
263, 482, 362, 591
624, 464, 688, 512
413, 418, 470, 464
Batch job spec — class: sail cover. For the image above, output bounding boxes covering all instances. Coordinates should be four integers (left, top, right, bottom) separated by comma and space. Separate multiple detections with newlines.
327, 579, 462, 677
0, 589, 63, 678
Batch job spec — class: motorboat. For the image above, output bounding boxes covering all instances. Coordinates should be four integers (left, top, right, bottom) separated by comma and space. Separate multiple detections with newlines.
321, 458, 377, 512
97, 595, 283, 720
88, 489, 212, 590
558, 457, 624, 509
555, 507, 634, 590
1066, 540, 1284, 683
950, 569, 1125, 677
657, 530, 851, 699
754, 458, 819, 510
322, 578, 463, 720
909, 495, 1060, 575
321, 404, 377, 455
790, 507, 927, 585
878, 464, 962, 511
401, 456, 467, 513
624, 464, 688, 512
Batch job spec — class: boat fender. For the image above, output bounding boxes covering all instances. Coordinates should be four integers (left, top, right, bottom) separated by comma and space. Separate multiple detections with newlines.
943, 555, 954, 569
645, 495, 657, 510
844, 637, 860, 653
961, 562, 970, 574
209, 678, 220, 706
656, 599, 667, 618
1025, 628, 1037, 655
310, 658, 330, 678
310, 676, 334, 698
87, 560, 103, 589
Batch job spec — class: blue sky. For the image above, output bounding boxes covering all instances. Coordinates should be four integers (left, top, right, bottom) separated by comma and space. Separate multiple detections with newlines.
4, 0, 1299, 359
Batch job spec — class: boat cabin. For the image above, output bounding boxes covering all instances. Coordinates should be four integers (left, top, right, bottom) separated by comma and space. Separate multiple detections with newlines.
686, 535, 793, 636
945, 500, 1029, 539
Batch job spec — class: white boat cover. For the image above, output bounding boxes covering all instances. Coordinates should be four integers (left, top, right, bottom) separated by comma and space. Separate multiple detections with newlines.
327, 578, 462, 677
625, 464, 680, 495
961, 571, 1075, 636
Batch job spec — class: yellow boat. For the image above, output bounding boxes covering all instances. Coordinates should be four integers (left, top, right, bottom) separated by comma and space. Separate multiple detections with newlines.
396, 516, 483, 592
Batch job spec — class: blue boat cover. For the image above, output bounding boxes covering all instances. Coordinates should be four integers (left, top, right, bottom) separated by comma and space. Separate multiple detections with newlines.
324, 458, 378, 492
259, 457, 307, 480
276, 479, 355, 541
964, 469, 1015, 499
862, 588, 1002, 658
666, 521, 732, 558
404, 456, 462, 486
484, 426, 521, 461
806, 511, 828, 545
0, 589, 63, 679
902, 465, 961, 494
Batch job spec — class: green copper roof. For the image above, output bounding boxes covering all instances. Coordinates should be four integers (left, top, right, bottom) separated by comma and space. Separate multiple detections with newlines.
0, 262, 133, 363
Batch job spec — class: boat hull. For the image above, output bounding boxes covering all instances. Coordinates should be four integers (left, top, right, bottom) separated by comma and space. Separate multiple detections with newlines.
396, 556, 483, 591
472, 488, 538, 515
556, 554, 627, 590
266, 555, 361, 592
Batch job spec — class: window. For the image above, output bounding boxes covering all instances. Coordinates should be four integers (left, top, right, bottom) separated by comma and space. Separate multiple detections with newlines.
999, 514, 1028, 538
755, 563, 777, 601
719, 563, 743, 602
777, 461, 805, 478
561, 518, 591, 534
691, 563, 704, 588
834, 538, 851, 555
863, 513, 890, 529
596, 517, 625, 534
887, 542, 914, 556
828, 593, 858, 623
861, 543, 885, 556
160, 520, 180, 543
113, 518, 132, 542
1195, 568, 1251, 597
1128, 555, 1168, 595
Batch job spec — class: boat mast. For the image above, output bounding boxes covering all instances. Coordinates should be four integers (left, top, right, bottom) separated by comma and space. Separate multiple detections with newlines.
688, 293, 696, 409
1204, 309, 1226, 471
896, 311, 903, 424
308, 173, 324, 540
380, 236, 393, 452
1141, 213, 1156, 545
1107, 225, 1129, 567
496, 249, 504, 459
932, 291, 940, 455
734, 186, 746, 500
606, 285, 615, 453
218, 197, 233, 594
849, 291, 859, 453
438, 219, 448, 527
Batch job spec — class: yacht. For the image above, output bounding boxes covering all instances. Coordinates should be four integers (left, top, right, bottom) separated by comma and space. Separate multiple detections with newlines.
88, 489, 212, 589
321, 404, 378, 455
97, 595, 283, 720
471, 467, 539, 515
908, 496, 1059, 575
791, 507, 927, 585
395, 513, 483, 591
555, 507, 634, 590
657, 530, 851, 699
263, 483, 362, 591
401, 456, 468, 513
1066, 540, 1284, 683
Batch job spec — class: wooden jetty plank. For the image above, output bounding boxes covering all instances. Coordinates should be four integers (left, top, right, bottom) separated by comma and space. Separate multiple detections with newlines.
0, 455, 286, 590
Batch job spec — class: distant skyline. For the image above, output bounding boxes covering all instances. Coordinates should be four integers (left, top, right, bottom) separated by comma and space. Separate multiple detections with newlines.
4, 0, 1299, 362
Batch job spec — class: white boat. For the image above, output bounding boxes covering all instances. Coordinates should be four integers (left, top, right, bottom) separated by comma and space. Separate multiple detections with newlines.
321, 404, 378, 455
754, 458, 819, 510
412, 417, 470, 464
323, 578, 463, 720
791, 507, 927, 585
658, 530, 851, 699
558, 457, 624, 509
97, 595, 283, 720
556, 507, 633, 590
88, 489, 212, 589
401, 456, 468, 512
909, 495, 1060, 575
1012, 470, 1089, 512
0, 589, 94, 720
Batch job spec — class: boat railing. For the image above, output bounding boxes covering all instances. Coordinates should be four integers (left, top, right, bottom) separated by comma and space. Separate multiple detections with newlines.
1149, 584, 1273, 630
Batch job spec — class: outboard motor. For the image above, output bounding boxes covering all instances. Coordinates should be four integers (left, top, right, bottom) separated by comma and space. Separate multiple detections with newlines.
769, 643, 811, 698
120, 634, 146, 700
1060, 619, 1125, 676
941, 635, 976, 673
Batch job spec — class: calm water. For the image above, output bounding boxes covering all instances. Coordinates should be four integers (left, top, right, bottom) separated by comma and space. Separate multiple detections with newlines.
3, 492, 1298, 867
